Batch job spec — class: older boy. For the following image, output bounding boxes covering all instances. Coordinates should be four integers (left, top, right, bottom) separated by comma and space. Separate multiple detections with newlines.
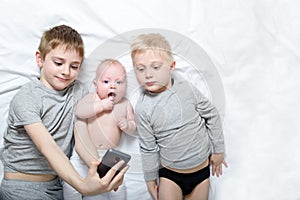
0, 25, 127, 200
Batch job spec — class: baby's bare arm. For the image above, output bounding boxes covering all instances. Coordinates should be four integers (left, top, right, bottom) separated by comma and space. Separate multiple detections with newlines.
74, 120, 99, 166
117, 101, 136, 134
76, 93, 113, 119
117, 118, 136, 134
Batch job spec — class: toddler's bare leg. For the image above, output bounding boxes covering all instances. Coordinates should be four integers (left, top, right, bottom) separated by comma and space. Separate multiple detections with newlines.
159, 177, 182, 200
185, 178, 209, 200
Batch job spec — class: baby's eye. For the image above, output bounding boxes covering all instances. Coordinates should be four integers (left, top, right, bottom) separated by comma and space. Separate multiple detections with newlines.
103, 80, 109, 84
116, 81, 122, 85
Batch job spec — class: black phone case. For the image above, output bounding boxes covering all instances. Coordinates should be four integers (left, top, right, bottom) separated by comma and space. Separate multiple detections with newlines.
97, 149, 131, 178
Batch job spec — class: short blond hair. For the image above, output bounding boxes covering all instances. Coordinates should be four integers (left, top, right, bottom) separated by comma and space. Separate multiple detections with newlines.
130, 33, 174, 65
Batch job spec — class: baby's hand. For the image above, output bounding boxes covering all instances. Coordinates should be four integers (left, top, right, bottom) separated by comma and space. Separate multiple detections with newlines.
101, 98, 114, 111
117, 118, 129, 132
210, 153, 228, 177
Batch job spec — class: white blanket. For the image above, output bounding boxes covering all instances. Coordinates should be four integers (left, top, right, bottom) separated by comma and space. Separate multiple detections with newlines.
1, 1, 300, 199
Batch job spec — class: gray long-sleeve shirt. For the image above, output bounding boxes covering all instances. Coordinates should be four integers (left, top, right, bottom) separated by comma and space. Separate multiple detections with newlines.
135, 74, 225, 181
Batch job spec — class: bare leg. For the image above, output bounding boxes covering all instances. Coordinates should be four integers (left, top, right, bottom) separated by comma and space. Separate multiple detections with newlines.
185, 178, 209, 200
159, 177, 182, 200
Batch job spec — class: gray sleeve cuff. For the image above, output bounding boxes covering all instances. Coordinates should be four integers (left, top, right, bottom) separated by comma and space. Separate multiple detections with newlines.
144, 170, 158, 182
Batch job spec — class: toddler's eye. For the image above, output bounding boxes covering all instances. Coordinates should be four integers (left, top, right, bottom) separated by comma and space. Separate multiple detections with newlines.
136, 66, 145, 72
116, 81, 122, 85
103, 80, 109, 84
152, 65, 161, 70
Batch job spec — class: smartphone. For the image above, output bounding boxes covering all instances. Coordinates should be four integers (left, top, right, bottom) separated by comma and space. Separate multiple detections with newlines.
97, 148, 131, 178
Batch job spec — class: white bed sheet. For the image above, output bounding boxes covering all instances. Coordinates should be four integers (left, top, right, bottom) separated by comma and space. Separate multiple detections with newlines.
1, 1, 300, 199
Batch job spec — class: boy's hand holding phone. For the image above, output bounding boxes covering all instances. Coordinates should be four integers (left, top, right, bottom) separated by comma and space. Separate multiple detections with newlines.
97, 149, 131, 178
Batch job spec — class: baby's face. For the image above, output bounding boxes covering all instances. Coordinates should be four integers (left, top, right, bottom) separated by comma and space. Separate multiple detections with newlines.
133, 50, 174, 93
95, 63, 126, 103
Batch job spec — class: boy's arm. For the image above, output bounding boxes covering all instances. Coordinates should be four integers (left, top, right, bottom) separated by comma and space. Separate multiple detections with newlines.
209, 153, 228, 177
74, 119, 99, 167
76, 93, 113, 119
194, 87, 225, 154
24, 122, 128, 196
193, 87, 228, 176
146, 180, 158, 200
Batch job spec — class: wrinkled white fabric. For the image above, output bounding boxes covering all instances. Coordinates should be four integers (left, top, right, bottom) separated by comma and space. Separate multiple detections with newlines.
1, 1, 300, 200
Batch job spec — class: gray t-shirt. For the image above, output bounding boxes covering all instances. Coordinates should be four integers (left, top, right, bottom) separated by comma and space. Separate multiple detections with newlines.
2, 78, 86, 175
135, 74, 225, 181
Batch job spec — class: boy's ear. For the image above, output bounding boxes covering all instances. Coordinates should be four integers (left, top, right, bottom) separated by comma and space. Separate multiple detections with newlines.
35, 51, 43, 68
170, 61, 176, 72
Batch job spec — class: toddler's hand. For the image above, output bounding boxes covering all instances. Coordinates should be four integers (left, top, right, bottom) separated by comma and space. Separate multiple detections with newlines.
146, 180, 158, 200
210, 153, 228, 177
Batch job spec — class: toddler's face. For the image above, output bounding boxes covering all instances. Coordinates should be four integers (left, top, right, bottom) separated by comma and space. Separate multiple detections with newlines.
95, 63, 126, 103
133, 50, 174, 93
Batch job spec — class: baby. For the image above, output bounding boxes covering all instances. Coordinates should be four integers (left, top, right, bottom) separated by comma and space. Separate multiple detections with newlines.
76, 58, 136, 150
63, 59, 136, 200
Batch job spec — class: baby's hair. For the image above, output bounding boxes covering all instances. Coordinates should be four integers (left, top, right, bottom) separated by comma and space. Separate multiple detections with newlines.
38, 25, 84, 60
130, 33, 174, 65
95, 58, 125, 81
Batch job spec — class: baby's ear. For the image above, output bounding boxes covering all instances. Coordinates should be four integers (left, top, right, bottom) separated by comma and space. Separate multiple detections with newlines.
93, 80, 97, 87
35, 51, 43, 68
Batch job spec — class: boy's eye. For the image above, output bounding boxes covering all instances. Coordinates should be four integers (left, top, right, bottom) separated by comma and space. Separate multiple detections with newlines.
152, 64, 162, 70
54, 61, 63, 66
116, 81, 122, 85
103, 80, 109, 84
136, 66, 144, 72
71, 65, 79, 70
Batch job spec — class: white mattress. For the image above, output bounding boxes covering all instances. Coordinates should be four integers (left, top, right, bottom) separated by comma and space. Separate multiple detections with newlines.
1, 1, 300, 199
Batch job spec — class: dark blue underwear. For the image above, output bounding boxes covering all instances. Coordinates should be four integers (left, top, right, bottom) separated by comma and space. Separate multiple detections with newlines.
159, 165, 210, 196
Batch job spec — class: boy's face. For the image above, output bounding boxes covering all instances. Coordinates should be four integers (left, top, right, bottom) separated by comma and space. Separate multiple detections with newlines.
133, 50, 175, 93
94, 63, 126, 103
36, 46, 82, 91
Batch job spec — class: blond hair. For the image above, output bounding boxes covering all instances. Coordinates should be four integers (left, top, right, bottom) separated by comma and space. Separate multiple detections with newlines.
130, 33, 174, 65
